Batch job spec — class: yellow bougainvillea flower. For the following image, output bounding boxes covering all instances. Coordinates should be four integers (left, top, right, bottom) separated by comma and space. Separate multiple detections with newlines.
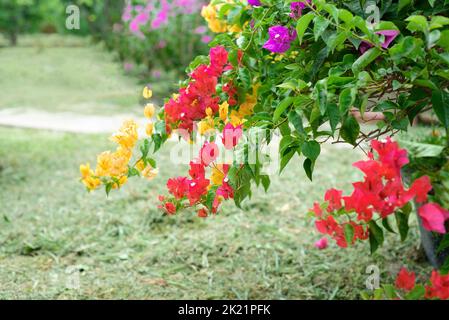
144, 103, 155, 119
80, 163, 101, 191
143, 86, 152, 99
211, 164, 226, 186
219, 101, 229, 122
112, 175, 128, 189
198, 118, 215, 135
110, 120, 138, 149
142, 166, 158, 180
146, 123, 154, 136
230, 110, 243, 127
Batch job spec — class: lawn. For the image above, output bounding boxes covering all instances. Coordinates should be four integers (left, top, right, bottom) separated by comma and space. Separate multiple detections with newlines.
0, 34, 177, 116
0, 126, 433, 299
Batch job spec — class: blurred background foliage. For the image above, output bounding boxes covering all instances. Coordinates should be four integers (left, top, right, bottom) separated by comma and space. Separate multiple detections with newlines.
0, 0, 211, 96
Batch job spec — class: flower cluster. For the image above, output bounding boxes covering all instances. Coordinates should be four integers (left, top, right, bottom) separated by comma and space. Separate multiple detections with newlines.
164, 46, 229, 134
158, 141, 234, 217
376, 268, 449, 300
80, 119, 139, 191
201, 1, 242, 33
122, 0, 207, 38
310, 138, 433, 248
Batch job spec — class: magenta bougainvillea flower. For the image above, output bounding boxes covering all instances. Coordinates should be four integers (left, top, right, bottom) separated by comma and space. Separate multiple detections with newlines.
359, 30, 400, 53
263, 26, 297, 53
290, 0, 311, 19
248, 0, 262, 6
418, 203, 449, 234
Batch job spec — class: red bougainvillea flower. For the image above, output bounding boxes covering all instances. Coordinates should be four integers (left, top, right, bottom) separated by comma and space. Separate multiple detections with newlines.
311, 138, 435, 248
167, 177, 189, 199
395, 268, 416, 291
189, 161, 206, 179
187, 177, 210, 205
200, 141, 219, 166
314, 237, 328, 250
310, 202, 323, 217
409, 176, 433, 203
248, 0, 262, 6
418, 203, 449, 234
197, 208, 208, 218
222, 123, 243, 149
263, 26, 297, 53
425, 270, 449, 300
163, 202, 177, 215
163, 46, 229, 133
324, 188, 343, 212
359, 30, 400, 53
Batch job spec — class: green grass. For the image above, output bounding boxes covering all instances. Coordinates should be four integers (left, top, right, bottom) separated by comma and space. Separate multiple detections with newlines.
0, 126, 433, 299
0, 34, 153, 116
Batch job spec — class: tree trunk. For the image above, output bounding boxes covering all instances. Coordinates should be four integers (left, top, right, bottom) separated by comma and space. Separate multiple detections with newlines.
9, 31, 17, 46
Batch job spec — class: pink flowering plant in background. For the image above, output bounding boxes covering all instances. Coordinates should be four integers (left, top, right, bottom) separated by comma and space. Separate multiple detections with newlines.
83, 0, 449, 299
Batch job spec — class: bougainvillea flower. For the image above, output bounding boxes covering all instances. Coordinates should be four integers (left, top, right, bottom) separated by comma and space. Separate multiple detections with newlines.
324, 188, 343, 212
187, 178, 210, 205
167, 177, 190, 199
263, 26, 297, 53
197, 208, 208, 218
248, 0, 262, 6
314, 237, 328, 249
359, 30, 400, 53
222, 123, 243, 149
200, 141, 219, 166
188, 161, 205, 180
290, 1, 310, 19
426, 270, 449, 299
395, 268, 416, 291
163, 202, 177, 215
310, 202, 323, 217
418, 203, 449, 234
409, 176, 433, 203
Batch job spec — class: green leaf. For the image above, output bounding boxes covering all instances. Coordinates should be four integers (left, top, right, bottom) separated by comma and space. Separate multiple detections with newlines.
296, 12, 315, 44
340, 116, 360, 146
406, 15, 428, 33
280, 149, 296, 173
273, 97, 294, 122
302, 140, 321, 162
395, 209, 410, 242
382, 217, 396, 234
398, 0, 412, 12
339, 87, 356, 114
383, 284, 398, 299
313, 16, 330, 41
352, 47, 382, 75
288, 110, 305, 134
327, 103, 340, 133
239, 67, 251, 89
431, 89, 449, 128
437, 233, 449, 253
369, 220, 384, 254
303, 158, 314, 181
344, 223, 355, 245
315, 80, 328, 115
405, 285, 425, 300
260, 175, 270, 192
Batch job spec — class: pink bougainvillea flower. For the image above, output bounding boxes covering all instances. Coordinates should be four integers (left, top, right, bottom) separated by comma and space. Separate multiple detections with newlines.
200, 141, 219, 166
359, 30, 400, 53
194, 26, 208, 34
418, 203, 449, 234
290, 1, 311, 19
201, 35, 212, 44
395, 268, 416, 291
248, 0, 262, 6
263, 26, 297, 53
222, 123, 243, 149
314, 237, 328, 250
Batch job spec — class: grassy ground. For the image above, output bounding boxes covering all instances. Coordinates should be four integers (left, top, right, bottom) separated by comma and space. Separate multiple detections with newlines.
0, 127, 433, 299
0, 34, 176, 116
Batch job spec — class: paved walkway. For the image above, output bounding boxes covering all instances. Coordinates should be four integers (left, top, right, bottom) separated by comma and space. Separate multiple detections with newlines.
0, 108, 146, 134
